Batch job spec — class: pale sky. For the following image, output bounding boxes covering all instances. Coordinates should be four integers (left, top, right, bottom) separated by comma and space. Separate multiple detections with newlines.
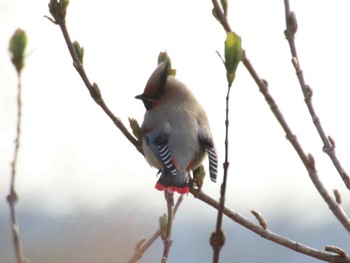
1, 0, 350, 228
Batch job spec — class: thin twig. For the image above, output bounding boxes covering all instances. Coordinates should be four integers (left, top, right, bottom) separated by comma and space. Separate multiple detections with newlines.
242, 53, 350, 233
128, 195, 184, 263
7, 72, 26, 263
211, 0, 231, 32
191, 187, 350, 263
161, 191, 174, 262
283, 0, 350, 190
211, 0, 350, 233
48, 1, 350, 261
210, 2, 234, 261
212, 83, 231, 263
47, 12, 142, 154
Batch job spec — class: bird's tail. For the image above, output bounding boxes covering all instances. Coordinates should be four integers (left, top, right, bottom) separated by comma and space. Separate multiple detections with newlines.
155, 169, 189, 194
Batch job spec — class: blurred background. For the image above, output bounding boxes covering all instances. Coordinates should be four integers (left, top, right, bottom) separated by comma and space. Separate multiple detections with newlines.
1, 0, 350, 262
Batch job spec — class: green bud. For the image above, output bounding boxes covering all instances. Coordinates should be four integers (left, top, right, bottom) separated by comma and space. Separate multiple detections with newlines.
134, 238, 146, 252
193, 164, 206, 189
48, 0, 59, 20
220, 0, 228, 16
9, 29, 27, 74
212, 8, 219, 22
128, 118, 142, 142
92, 82, 101, 98
224, 32, 242, 86
48, 0, 69, 23
159, 213, 168, 240
157, 51, 176, 77
73, 41, 84, 64
60, 0, 69, 18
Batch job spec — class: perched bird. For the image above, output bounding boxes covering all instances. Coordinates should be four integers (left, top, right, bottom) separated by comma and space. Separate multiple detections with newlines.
136, 62, 218, 194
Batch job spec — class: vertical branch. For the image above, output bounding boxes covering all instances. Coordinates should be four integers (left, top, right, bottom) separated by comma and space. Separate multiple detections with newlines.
46, 0, 142, 154
128, 195, 184, 263
191, 187, 350, 263
7, 73, 26, 263
211, 84, 231, 263
161, 190, 174, 262
211, 2, 242, 262
8, 28, 28, 263
283, 0, 350, 189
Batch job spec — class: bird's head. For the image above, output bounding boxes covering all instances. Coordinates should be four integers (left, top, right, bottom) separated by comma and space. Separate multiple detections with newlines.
135, 62, 170, 111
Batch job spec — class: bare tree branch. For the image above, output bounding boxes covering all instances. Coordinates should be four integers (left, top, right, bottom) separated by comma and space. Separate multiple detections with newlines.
128, 195, 184, 263
8, 29, 28, 263
283, 0, 350, 190
211, 82, 231, 263
47, 1, 350, 262
211, 2, 243, 261
211, 0, 350, 254
46, 2, 142, 155
212, 0, 350, 235
242, 53, 350, 233
7, 73, 27, 263
191, 187, 350, 263
161, 191, 174, 262
211, 0, 231, 32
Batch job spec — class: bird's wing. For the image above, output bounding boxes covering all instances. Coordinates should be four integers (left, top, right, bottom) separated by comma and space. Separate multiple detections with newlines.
198, 127, 218, 182
144, 129, 178, 175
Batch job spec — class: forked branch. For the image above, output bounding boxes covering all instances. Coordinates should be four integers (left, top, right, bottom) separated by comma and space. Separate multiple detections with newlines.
191, 187, 350, 263
128, 195, 184, 263
46, 1, 142, 154
212, 0, 350, 235
283, 0, 350, 190
47, 0, 350, 261
242, 53, 350, 233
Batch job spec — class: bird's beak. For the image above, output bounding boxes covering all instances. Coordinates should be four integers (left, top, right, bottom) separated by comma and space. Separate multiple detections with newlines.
135, 94, 144, 100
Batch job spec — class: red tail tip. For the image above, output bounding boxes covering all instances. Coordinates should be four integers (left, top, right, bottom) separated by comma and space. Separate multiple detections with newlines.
155, 183, 189, 194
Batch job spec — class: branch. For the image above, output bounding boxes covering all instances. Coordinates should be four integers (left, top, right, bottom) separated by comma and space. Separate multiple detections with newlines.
242, 53, 350, 233
47, 3, 189, 261
161, 191, 174, 262
211, 0, 231, 32
191, 187, 350, 263
7, 73, 27, 263
128, 195, 184, 263
212, 0, 350, 248
283, 0, 350, 190
46, 1, 142, 155
211, 3, 242, 261
8, 29, 28, 263
211, 0, 350, 235
211, 82, 231, 263
48, 0, 350, 261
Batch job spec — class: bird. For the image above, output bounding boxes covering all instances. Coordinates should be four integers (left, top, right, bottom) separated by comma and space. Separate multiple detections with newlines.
135, 62, 218, 194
